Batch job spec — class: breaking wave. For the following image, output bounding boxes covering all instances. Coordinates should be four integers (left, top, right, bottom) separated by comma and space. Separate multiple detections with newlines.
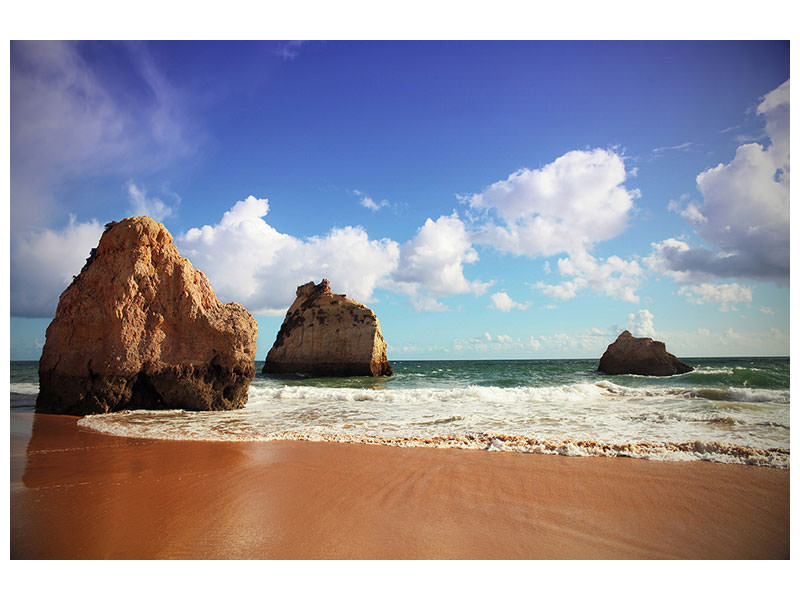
77, 378, 790, 468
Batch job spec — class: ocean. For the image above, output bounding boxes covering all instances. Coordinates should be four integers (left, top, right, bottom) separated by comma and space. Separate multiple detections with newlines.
10, 357, 790, 468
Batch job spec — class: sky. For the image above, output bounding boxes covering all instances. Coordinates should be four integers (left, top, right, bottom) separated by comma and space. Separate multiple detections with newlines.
8, 40, 791, 360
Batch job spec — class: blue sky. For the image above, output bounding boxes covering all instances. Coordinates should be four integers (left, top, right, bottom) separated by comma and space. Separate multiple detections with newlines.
9, 40, 790, 359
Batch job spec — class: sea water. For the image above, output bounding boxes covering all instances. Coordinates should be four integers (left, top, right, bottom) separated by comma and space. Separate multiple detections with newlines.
10, 358, 790, 467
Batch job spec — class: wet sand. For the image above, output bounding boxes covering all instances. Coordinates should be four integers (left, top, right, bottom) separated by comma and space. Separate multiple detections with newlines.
10, 411, 789, 559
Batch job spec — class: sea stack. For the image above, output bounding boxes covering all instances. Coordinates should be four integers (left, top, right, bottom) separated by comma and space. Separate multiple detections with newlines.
598, 330, 692, 376
263, 279, 393, 377
36, 216, 258, 415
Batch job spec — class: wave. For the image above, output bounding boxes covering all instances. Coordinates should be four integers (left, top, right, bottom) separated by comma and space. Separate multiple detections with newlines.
673, 366, 788, 390
594, 380, 788, 404
10, 382, 40, 395
76, 414, 789, 469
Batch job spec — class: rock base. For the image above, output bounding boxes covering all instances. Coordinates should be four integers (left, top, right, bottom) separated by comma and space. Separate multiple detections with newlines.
38, 363, 254, 416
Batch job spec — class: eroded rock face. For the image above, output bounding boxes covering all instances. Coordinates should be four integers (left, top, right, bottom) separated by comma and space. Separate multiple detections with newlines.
598, 330, 692, 376
37, 216, 258, 415
263, 280, 393, 377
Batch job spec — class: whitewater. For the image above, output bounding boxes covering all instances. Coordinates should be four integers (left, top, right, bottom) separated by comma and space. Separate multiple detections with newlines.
11, 357, 790, 468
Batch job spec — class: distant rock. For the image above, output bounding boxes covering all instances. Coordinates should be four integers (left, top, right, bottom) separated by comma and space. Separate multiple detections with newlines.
37, 216, 258, 415
598, 330, 693, 376
263, 279, 393, 377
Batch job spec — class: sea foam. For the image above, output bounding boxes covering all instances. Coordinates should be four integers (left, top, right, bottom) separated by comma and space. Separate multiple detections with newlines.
77, 379, 790, 468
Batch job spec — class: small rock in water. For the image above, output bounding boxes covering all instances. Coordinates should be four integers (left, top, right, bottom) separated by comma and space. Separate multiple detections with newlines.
598, 330, 692, 376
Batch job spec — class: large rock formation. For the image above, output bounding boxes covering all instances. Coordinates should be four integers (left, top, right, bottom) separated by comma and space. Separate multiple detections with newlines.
598, 330, 692, 376
36, 216, 258, 415
263, 280, 393, 377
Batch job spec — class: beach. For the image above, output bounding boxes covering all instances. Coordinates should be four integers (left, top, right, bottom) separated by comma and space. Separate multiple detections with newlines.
11, 411, 789, 560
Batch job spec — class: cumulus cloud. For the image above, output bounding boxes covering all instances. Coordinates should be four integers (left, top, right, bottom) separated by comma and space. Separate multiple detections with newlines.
10, 216, 105, 317
179, 196, 400, 315
127, 182, 176, 221
535, 250, 643, 303
389, 213, 491, 311
649, 80, 789, 282
179, 198, 490, 315
466, 148, 638, 257
464, 148, 643, 302
677, 282, 752, 311
489, 292, 530, 312
626, 309, 656, 338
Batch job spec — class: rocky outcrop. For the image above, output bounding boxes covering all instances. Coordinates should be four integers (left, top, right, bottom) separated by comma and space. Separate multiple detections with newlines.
598, 330, 692, 376
36, 216, 258, 415
263, 280, 393, 377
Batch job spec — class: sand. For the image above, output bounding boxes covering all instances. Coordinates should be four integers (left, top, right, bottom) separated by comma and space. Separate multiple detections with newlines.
10, 411, 789, 559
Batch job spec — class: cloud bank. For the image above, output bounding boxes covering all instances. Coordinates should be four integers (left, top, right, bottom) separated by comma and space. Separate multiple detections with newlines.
179, 196, 399, 315
649, 80, 789, 283
178, 198, 488, 315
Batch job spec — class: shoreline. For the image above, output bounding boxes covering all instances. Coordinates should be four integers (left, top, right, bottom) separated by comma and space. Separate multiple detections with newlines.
78, 417, 790, 468
11, 411, 789, 559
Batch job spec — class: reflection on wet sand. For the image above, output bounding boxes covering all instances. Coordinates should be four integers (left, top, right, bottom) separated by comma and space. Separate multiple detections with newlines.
10, 411, 791, 559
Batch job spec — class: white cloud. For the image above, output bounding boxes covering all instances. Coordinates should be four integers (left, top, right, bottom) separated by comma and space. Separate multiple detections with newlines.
760, 306, 775, 315
179, 198, 491, 316
649, 80, 789, 282
489, 292, 530, 312
677, 282, 752, 311
354, 190, 391, 212
179, 196, 400, 315
466, 148, 638, 257
535, 250, 643, 302
275, 41, 305, 60
10, 216, 105, 317
10, 42, 197, 319
11, 41, 193, 231
652, 141, 693, 156
452, 332, 523, 353
127, 182, 176, 221
626, 309, 655, 338
390, 213, 491, 310
668, 198, 707, 224
465, 148, 643, 302
531, 328, 612, 355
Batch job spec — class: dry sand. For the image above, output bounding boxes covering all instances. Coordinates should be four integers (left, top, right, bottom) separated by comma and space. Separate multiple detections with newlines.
10, 412, 789, 559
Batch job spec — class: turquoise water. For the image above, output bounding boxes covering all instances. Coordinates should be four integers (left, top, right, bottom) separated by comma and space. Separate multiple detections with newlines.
10, 358, 790, 467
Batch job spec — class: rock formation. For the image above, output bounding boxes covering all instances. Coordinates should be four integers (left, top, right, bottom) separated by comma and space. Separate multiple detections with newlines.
263, 280, 393, 377
37, 216, 258, 415
598, 330, 692, 376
